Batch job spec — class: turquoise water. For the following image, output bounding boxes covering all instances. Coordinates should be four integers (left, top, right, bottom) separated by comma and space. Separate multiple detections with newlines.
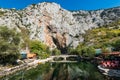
3, 62, 119, 80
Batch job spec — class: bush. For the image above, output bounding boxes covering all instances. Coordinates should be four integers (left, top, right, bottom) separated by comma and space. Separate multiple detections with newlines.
112, 39, 120, 50
85, 47, 95, 58
29, 40, 51, 59
68, 48, 80, 55
52, 48, 61, 55
69, 43, 96, 58
0, 26, 21, 64
0, 11, 5, 16
38, 53, 50, 59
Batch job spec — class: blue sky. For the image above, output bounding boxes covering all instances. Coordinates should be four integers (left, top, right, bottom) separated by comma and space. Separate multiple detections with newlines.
0, 0, 120, 10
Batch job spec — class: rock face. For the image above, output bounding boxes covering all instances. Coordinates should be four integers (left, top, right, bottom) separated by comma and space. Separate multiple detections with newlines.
0, 2, 120, 53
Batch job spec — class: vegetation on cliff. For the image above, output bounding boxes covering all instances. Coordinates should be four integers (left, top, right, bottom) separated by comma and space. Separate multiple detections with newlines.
83, 27, 120, 48
69, 21, 120, 57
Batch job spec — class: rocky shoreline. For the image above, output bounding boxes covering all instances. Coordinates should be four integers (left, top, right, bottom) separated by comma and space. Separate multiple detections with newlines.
0, 57, 53, 79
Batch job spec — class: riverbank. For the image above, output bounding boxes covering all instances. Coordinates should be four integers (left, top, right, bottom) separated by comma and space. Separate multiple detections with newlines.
0, 55, 103, 79
0, 57, 53, 79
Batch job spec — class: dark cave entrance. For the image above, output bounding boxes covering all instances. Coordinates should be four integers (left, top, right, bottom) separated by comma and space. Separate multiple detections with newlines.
52, 37, 68, 54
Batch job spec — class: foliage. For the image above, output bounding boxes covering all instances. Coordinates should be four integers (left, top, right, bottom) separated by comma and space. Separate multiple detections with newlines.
29, 40, 50, 58
79, 22, 120, 57
0, 11, 5, 16
111, 39, 120, 51
52, 48, 61, 55
0, 26, 21, 64
20, 27, 51, 59
84, 47, 95, 57
101, 47, 110, 53
73, 13, 88, 17
68, 48, 80, 55
83, 27, 120, 48
38, 53, 50, 59
68, 22, 120, 57
103, 20, 120, 29
69, 43, 95, 58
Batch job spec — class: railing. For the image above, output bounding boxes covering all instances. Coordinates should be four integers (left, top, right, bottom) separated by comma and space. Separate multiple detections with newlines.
49, 55, 79, 63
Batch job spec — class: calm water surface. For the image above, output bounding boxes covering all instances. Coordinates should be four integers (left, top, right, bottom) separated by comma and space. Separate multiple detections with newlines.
3, 62, 119, 80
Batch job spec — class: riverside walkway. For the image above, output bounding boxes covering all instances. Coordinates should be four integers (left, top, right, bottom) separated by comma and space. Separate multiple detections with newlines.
0, 55, 78, 78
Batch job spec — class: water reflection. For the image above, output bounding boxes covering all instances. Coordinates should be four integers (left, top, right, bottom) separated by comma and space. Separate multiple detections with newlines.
46, 62, 103, 80
7, 62, 119, 80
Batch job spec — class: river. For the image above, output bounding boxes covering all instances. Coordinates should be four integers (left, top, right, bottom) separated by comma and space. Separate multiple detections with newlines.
2, 62, 119, 80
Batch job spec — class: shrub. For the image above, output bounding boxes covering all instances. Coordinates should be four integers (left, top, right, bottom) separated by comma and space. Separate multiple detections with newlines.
52, 48, 61, 55
29, 40, 51, 59
0, 26, 21, 64
0, 11, 5, 16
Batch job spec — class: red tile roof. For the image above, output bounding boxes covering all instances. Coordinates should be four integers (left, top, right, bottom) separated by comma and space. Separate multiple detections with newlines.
103, 51, 120, 55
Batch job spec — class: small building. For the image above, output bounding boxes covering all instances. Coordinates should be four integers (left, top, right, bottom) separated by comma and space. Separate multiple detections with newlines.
20, 51, 27, 59
27, 53, 36, 59
103, 51, 120, 56
95, 49, 102, 55
20, 47, 37, 59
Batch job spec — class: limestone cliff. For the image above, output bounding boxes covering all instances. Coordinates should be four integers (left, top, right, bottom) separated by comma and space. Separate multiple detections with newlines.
0, 2, 120, 53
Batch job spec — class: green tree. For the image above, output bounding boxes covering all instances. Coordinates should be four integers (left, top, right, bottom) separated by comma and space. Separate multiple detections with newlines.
52, 48, 61, 55
29, 40, 50, 59
101, 46, 110, 53
75, 44, 95, 57
112, 39, 120, 50
86, 47, 95, 58
0, 26, 21, 64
